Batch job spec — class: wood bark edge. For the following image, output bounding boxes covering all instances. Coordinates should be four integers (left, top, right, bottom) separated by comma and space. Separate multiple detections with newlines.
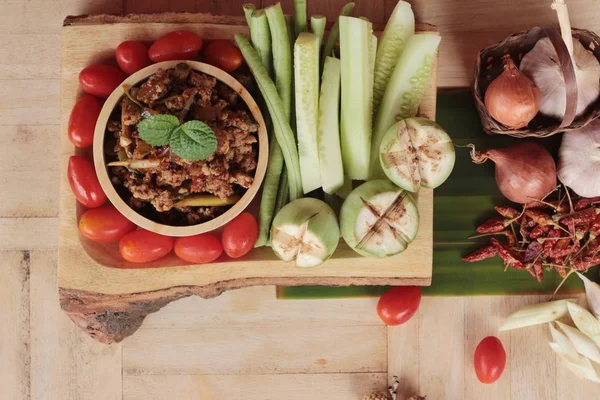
60, 276, 428, 344
63, 12, 438, 33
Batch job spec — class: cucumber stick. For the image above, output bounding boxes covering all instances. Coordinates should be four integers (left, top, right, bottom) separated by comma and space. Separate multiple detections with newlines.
294, 32, 321, 194
339, 16, 374, 180
322, 2, 355, 66
372, 1, 415, 117
369, 33, 440, 179
318, 57, 344, 194
235, 34, 303, 201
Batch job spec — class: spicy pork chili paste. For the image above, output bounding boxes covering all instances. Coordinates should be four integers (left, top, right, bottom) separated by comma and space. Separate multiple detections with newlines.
106, 63, 259, 226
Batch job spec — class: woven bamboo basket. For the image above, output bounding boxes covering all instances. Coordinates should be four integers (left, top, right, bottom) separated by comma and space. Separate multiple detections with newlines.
473, 26, 600, 138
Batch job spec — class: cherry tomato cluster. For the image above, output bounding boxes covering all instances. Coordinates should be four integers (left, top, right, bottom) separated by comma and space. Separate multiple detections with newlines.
67, 30, 248, 266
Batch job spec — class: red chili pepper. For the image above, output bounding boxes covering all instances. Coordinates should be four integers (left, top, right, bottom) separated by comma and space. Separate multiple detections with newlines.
476, 216, 510, 234
591, 214, 600, 235
495, 206, 519, 219
491, 238, 525, 270
560, 208, 598, 228
533, 261, 543, 282
530, 225, 550, 239
542, 229, 561, 258
524, 209, 555, 226
463, 245, 498, 262
575, 197, 600, 211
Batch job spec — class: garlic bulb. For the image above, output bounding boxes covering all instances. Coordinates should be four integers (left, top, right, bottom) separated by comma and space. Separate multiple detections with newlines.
558, 120, 600, 197
520, 0, 600, 119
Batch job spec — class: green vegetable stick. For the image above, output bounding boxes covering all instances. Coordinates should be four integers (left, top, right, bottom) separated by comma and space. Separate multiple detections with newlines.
339, 16, 373, 180
256, 139, 285, 247
273, 169, 289, 222
293, 0, 307, 36
250, 10, 273, 77
235, 34, 303, 201
265, 3, 293, 122
311, 15, 327, 49
248, 8, 281, 247
370, 33, 440, 179
372, 0, 415, 117
243, 3, 256, 28
321, 2, 355, 67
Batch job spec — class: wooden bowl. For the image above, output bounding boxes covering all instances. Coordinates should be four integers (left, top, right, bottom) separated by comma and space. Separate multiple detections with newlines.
93, 61, 268, 237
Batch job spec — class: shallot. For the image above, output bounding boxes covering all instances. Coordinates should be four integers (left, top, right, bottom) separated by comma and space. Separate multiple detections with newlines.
468, 141, 557, 203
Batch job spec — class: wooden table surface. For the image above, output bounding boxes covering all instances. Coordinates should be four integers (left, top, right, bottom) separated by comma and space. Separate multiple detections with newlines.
2, 1, 600, 399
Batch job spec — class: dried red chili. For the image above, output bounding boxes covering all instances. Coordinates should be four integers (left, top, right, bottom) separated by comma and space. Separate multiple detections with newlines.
462, 245, 498, 262
575, 197, 600, 211
491, 238, 525, 270
524, 209, 555, 226
560, 208, 598, 227
495, 206, 519, 219
476, 216, 510, 234
530, 225, 550, 239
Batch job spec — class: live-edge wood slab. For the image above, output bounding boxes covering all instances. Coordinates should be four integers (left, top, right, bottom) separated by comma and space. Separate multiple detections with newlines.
59, 12, 438, 343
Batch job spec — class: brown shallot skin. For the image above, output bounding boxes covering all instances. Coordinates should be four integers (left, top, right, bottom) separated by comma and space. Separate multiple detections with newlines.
469, 141, 557, 204
484, 54, 541, 129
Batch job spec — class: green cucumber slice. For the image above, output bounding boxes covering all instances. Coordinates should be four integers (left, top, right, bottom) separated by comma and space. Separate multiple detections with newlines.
294, 32, 322, 194
318, 56, 344, 194
370, 33, 440, 179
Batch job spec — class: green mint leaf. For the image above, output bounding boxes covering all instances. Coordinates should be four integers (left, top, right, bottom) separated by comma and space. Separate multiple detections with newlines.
137, 114, 180, 146
170, 121, 218, 161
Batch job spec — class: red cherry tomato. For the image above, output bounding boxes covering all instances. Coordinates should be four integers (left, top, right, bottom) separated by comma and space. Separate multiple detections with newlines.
119, 230, 174, 263
116, 40, 152, 76
68, 156, 107, 208
222, 212, 258, 258
174, 233, 223, 264
202, 40, 243, 73
68, 95, 102, 148
474, 336, 506, 384
79, 205, 136, 242
79, 64, 126, 98
377, 286, 422, 326
149, 31, 203, 62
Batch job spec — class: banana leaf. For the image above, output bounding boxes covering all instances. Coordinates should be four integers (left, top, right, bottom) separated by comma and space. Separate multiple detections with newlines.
278, 90, 598, 299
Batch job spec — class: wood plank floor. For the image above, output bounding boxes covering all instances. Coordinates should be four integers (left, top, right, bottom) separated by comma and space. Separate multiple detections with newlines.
1, 0, 600, 399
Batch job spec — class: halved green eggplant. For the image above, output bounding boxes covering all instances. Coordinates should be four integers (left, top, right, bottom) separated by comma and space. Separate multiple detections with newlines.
271, 198, 340, 267
340, 180, 419, 257
380, 117, 455, 192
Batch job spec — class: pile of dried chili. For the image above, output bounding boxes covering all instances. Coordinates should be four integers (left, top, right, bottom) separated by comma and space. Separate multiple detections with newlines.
463, 191, 600, 282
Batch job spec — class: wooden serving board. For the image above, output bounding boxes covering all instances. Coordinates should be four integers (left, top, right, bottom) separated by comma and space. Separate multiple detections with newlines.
58, 13, 438, 343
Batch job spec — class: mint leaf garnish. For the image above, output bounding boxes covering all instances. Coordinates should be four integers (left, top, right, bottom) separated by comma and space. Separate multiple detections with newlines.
137, 114, 180, 146
170, 121, 218, 161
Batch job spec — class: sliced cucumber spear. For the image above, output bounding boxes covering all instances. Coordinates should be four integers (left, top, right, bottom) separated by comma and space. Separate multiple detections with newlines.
271, 198, 340, 267
380, 117, 455, 192
339, 16, 374, 180
318, 57, 344, 194
372, 0, 415, 117
295, 32, 322, 194
370, 33, 441, 179
340, 180, 419, 257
